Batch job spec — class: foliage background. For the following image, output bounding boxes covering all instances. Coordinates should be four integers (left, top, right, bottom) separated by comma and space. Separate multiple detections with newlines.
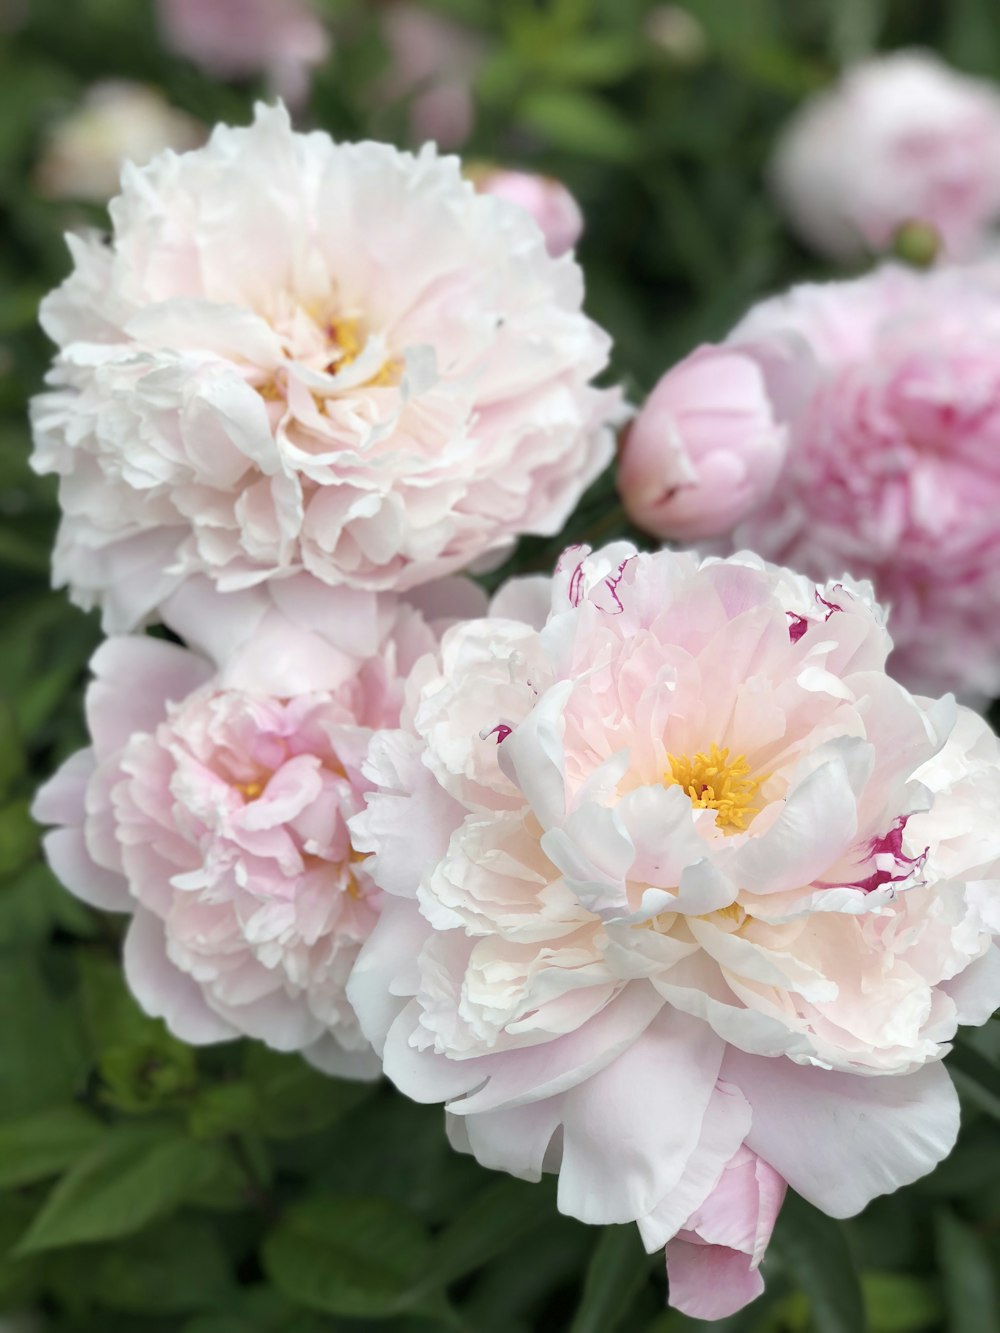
4, 1, 1000, 1330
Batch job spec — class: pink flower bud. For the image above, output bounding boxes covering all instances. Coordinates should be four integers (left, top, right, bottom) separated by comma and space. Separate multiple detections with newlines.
617, 342, 797, 542
472, 167, 584, 257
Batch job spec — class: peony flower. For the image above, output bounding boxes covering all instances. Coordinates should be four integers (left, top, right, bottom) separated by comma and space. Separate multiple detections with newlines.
725, 261, 1000, 702
32, 578, 472, 1075
770, 51, 1000, 263
35, 82, 204, 204
375, 5, 486, 150
664, 1147, 786, 1320
156, 0, 330, 110
348, 543, 1000, 1316
31, 103, 615, 633
469, 167, 584, 258
617, 339, 808, 542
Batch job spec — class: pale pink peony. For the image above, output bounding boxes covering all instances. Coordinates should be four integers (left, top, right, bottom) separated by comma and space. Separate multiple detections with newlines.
156, 0, 330, 109
726, 262, 1000, 702
664, 1147, 786, 1320
375, 5, 486, 150
31, 104, 615, 633
348, 543, 1000, 1316
471, 168, 584, 259
35, 82, 204, 204
617, 340, 807, 542
31, 578, 470, 1075
770, 51, 1000, 262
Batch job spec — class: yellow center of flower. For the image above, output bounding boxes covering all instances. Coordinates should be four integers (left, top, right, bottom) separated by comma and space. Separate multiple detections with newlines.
326, 316, 397, 387
237, 779, 264, 799
665, 744, 763, 833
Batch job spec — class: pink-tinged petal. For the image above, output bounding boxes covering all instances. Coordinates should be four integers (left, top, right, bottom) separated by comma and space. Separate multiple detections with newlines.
940, 944, 1000, 1026
123, 909, 239, 1044
636, 1081, 754, 1252
726, 1050, 960, 1216
303, 1037, 383, 1082
86, 636, 212, 753
497, 682, 571, 831
32, 748, 95, 826
556, 1009, 725, 1224
451, 982, 666, 1115
42, 827, 131, 912
347, 899, 426, 1052
452, 1097, 565, 1183
665, 1239, 765, 1321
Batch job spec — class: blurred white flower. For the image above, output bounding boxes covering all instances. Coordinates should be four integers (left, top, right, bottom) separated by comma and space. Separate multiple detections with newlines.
35, 82, 203, 204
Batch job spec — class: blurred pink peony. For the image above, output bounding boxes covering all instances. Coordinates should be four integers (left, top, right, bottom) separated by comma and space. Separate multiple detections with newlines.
728, 262, 1000, 702
156, 0, 330, 109
32, 578, 471, 1075
617, 340, 806, 541
35, 82, 204, 204
770, 51, 1000, 262
30, 104, 616, 632
349, 543, 1000, 1316
471, 167, 583, 258
376, 5, 486, 149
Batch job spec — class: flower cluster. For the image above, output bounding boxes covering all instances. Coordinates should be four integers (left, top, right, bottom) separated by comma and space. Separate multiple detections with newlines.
30, 96, 1000, 1325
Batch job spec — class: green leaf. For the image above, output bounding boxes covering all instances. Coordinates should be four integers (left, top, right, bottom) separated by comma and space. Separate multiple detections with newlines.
409, 1176, 545, 1298
262, 1194, 432, 1317
243, 1045, 374, 1139
936, 1210, 1000, 1333
0, 1105, 104, 1190
516, 90, 641, 160
570, 1224, 651, 1333
0, 800, 38, 879
773, 1192, 867, 1333
78, 1216, 233, 1315
947, 1040, 1000, 1122
16, 1124, 225, 1253
863, 1271, 941, 1332
0, 952, 88, 1117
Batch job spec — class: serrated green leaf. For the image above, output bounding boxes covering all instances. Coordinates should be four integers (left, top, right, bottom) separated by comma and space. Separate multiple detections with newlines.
0, 1105, 104, 1190
570, 1224, 652, 1333
16, 1124, 225, 1253
774, 1192, 867, 1333
263, 1194, 432, 1317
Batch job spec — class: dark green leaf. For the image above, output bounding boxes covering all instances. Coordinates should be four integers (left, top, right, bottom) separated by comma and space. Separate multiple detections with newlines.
948, 1040, 1000, 1122
262, 1194, 432, 1317
936, 1210, 1000, 1333
243, 1044, 374, 1139
16, 1124, 226, 1253
516, 90, 641, 160
570, 1224, 652, 1333
0, 1105, 104, 1190
773, 1192, 867, 1333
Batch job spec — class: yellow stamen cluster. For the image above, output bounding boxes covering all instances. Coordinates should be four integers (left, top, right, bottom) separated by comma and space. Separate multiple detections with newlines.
665, 744, 763, 833
327, 316, 398, 387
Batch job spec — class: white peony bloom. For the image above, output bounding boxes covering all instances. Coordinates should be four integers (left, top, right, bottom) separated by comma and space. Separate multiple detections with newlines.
31, 104, 616, 631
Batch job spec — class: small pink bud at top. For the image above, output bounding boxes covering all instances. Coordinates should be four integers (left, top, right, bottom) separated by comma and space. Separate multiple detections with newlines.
470, 166, 584, 258
617, 342, 797, 542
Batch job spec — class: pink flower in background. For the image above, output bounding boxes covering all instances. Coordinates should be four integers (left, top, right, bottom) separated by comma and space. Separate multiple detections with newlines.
32, 580, 461, 1076
617, 340, 807, 542
156, 0, 330, 109
35, 82, 204, 203
30, 104, 616, 632
727, 262, 1000, 702
770, 51, 1000, 262
471, 167, 584, 258
349, 543, 1000, 1316
376, 5, 486, 149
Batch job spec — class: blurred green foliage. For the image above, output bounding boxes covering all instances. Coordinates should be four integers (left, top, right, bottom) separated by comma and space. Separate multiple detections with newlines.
4, 0, 1000, 1329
